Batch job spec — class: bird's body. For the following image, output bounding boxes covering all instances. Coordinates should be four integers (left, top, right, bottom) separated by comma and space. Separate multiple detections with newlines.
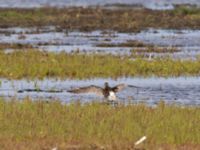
68, 82, 138, 101
107, 91, 117, 101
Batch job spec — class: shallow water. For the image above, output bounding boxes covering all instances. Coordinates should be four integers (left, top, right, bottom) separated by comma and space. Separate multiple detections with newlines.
0, 77, 200, 106
0, 0, 199, 10
1, 27, 200, 59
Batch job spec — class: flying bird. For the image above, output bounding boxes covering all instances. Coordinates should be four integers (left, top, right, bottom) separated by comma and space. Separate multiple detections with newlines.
68, 82, 139, 101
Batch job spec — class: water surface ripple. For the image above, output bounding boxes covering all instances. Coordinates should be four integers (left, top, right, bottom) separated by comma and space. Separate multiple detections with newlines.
1, 27, 200, 59
0, 77, 200, 106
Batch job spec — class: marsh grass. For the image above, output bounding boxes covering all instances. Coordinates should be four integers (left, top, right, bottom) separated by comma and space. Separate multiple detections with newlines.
0, 50, 200, 79
173, 5, 200, 15
0, 99, 199, 149
96, 40, 150, 47
1, 6, 200, 31
0, 43, 33, 50
130, 46, 180, 54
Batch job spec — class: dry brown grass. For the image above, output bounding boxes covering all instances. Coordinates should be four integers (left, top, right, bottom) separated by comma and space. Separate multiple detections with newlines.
0, 6, 200, 32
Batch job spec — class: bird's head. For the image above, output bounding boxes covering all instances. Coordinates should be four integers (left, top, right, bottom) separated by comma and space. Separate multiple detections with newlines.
104, 82, 109, 88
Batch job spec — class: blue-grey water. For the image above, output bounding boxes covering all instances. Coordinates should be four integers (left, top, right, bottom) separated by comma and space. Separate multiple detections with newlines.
0, 0, 200, 106
0, 0, 200, 9
1, 27, 200, 106
1, 27, 200, 60
0, 77, 200, 106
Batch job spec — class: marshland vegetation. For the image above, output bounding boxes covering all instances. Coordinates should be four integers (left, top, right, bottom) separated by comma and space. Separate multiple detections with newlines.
0, 4, 200, 150
0, 99, 199, 150
0, 50, 200, 79
0, 6, 200, 32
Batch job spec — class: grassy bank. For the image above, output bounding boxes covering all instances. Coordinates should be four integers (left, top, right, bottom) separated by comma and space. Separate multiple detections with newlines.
0, 6, 200, 32
0, 50, 200, 79
0, 99, 199, 150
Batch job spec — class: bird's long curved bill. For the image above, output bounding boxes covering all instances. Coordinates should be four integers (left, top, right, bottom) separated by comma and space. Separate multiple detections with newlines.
128, 85, 140, 88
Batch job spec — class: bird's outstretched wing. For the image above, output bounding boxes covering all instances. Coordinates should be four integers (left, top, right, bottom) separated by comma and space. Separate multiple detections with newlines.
112, 84, 139, 93
68, 85, 104, 96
